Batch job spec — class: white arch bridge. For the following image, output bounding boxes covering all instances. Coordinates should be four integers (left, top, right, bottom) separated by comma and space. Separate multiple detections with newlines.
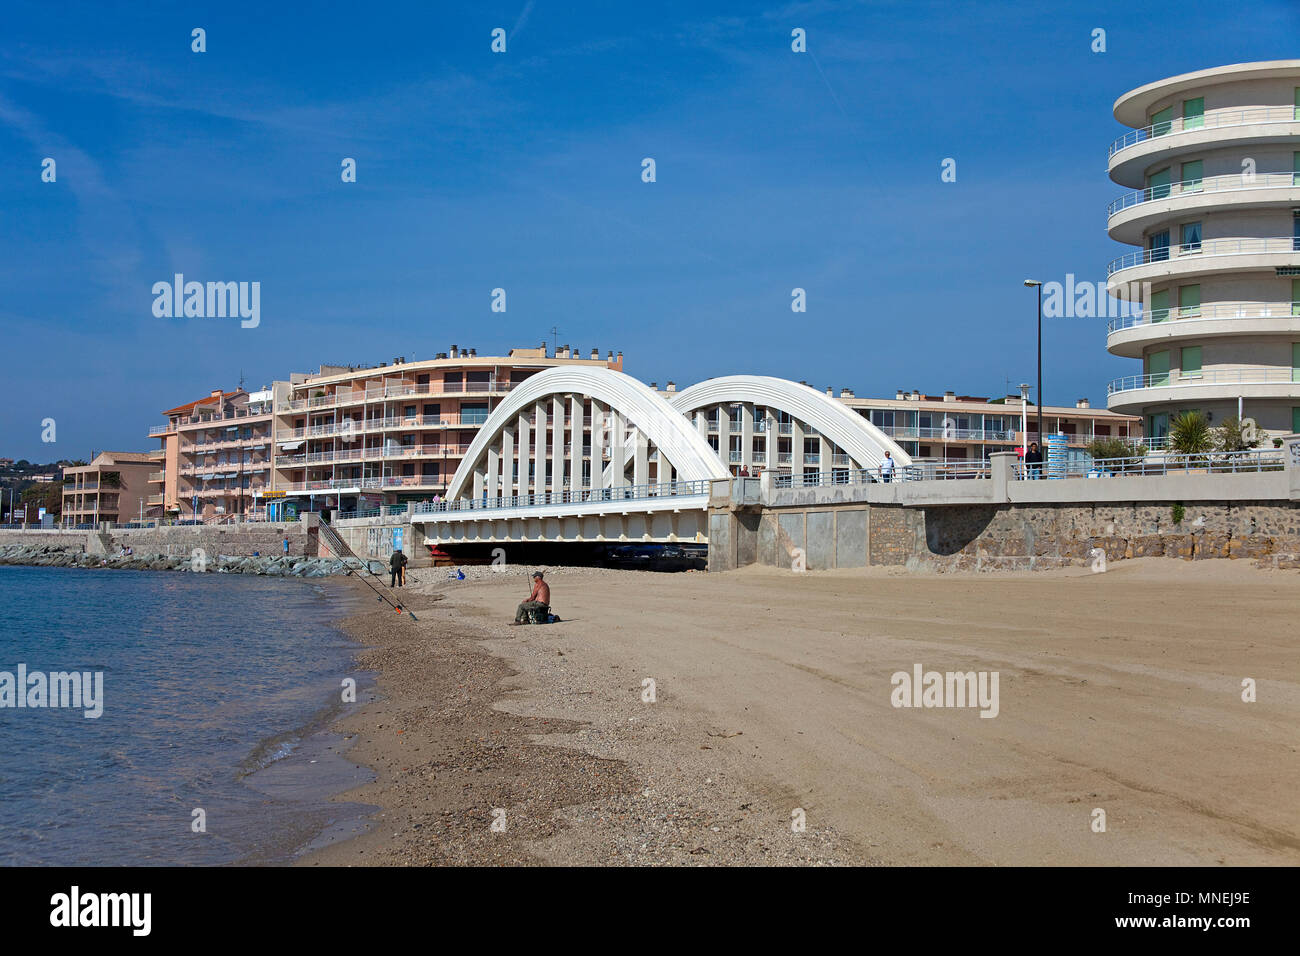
411, 366, 911, 547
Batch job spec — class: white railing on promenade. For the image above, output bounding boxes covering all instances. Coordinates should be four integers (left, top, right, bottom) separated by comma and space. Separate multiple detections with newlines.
414, 479, 713, 516
1016, 448, 1283, 479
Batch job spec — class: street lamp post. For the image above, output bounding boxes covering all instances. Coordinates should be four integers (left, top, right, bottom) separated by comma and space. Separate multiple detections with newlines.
1019, 383, 1030, 476
1023, 280, 1044, 448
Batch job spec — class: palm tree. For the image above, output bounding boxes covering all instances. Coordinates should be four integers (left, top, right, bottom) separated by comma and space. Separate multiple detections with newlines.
1168, 411, 1213, 456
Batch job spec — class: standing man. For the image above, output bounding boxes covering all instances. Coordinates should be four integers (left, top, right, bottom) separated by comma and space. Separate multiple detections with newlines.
880, 451, 896, 482
1025, 442, 1043, 479
282, 536, 290, 556
389, 548, 408, 587
511, 571, 551, 625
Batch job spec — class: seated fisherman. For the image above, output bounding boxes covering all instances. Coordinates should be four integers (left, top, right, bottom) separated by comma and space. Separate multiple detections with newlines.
511, 571, 550, 625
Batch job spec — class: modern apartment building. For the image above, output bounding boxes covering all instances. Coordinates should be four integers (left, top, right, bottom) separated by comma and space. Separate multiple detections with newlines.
61, 451, 154, 526
841, 389, 1140, 461
1105, 60, 1300, 444
270, 344, 623, 515
148, 387, 279, 520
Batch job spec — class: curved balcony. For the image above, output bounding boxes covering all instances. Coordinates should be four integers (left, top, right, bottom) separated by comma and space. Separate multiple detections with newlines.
1107, 106, 1300, 186
1105, 236, 1300, 294
1106, 366, 1300, 412
1106, 301, 1300, 356
1106, 173, 1300, 244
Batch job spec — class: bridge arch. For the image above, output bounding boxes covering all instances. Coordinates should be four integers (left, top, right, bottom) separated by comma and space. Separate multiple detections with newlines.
668, 375, 911, 474
446, 366, 728, 502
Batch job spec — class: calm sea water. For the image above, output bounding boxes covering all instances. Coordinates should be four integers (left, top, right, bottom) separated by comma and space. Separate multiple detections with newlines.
0, 565, 372, 866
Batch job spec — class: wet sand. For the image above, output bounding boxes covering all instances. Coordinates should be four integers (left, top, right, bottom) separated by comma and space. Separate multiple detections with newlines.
301, 559, 1300, 866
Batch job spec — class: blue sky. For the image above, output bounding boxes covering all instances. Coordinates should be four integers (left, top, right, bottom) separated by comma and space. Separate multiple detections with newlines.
2, 0, 1296, 460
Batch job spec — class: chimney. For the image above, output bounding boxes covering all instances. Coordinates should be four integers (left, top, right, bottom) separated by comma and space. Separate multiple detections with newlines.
469, 348, 477, 357
840, 388, 854, 398
1076, 398, 1090, 408
895, 389, 906, 400
435, 352, 447, 360
826, 387, 833, 396
666, 381, 676, 392
616, 350, 623, 363
542, 340, 550, 354
943, 391, 956, 402
911, 390, 920, 401
607, 350, 614, 362
650, 382, 658, 390
450, 345, 458, 358
590, 349, 599, 360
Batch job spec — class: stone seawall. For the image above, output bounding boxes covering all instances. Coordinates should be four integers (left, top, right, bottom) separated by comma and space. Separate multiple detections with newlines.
742, 500, 1300, 572
0, 523, 316, 559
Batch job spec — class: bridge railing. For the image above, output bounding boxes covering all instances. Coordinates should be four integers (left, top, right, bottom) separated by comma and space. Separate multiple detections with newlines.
413, 478, 714, 516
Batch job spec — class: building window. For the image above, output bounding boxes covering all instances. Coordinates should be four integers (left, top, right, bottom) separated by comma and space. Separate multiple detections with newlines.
1147, 167, 1171, 201
1180, 346, 1202, 379
1149, 230, 1170, 262
1146, 350, 1170, 387
1179, 159, 1202, 193
1182, 97, 1204, 130
1148, 288, 1170, 323
1179, 222, 1201, 254
1150, 105, 1173, 136
1148, 413, 1169, 440
1178, 283, 1201, 317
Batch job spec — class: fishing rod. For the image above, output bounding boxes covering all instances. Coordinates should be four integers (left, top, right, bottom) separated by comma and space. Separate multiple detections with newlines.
346, 560, 418, 621
318, 518, 417, 620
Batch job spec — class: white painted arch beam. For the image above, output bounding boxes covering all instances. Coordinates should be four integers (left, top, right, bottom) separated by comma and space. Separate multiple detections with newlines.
446, 366, 729, 501
669, 375, 912, 470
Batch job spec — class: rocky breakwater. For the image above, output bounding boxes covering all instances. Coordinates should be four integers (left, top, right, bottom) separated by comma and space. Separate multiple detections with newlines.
0, 543, 384, 577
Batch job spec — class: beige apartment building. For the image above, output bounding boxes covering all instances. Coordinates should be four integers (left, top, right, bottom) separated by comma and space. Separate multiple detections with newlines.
1105, 60, 1300, 444
62, 452, 154, 526
840, 389, 1140, 461
148, 387, 279, 520
270, 344, 624, 516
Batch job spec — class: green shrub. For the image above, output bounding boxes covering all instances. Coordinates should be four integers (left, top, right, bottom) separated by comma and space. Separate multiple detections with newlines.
1085, 437, 1147, 460
1171, 502, 1185, 525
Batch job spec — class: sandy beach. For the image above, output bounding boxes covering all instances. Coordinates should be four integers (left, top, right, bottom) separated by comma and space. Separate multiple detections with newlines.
301, 559, 1300, 866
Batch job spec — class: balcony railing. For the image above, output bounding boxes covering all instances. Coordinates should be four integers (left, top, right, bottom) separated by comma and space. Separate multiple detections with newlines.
1107, 300, 1300, 333
277, 380, 522, 413
1107, 106, 1300, 159
1107, 171, 1300, 219
1107, 236, 1300, 275
1108, 367, 1299, 395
